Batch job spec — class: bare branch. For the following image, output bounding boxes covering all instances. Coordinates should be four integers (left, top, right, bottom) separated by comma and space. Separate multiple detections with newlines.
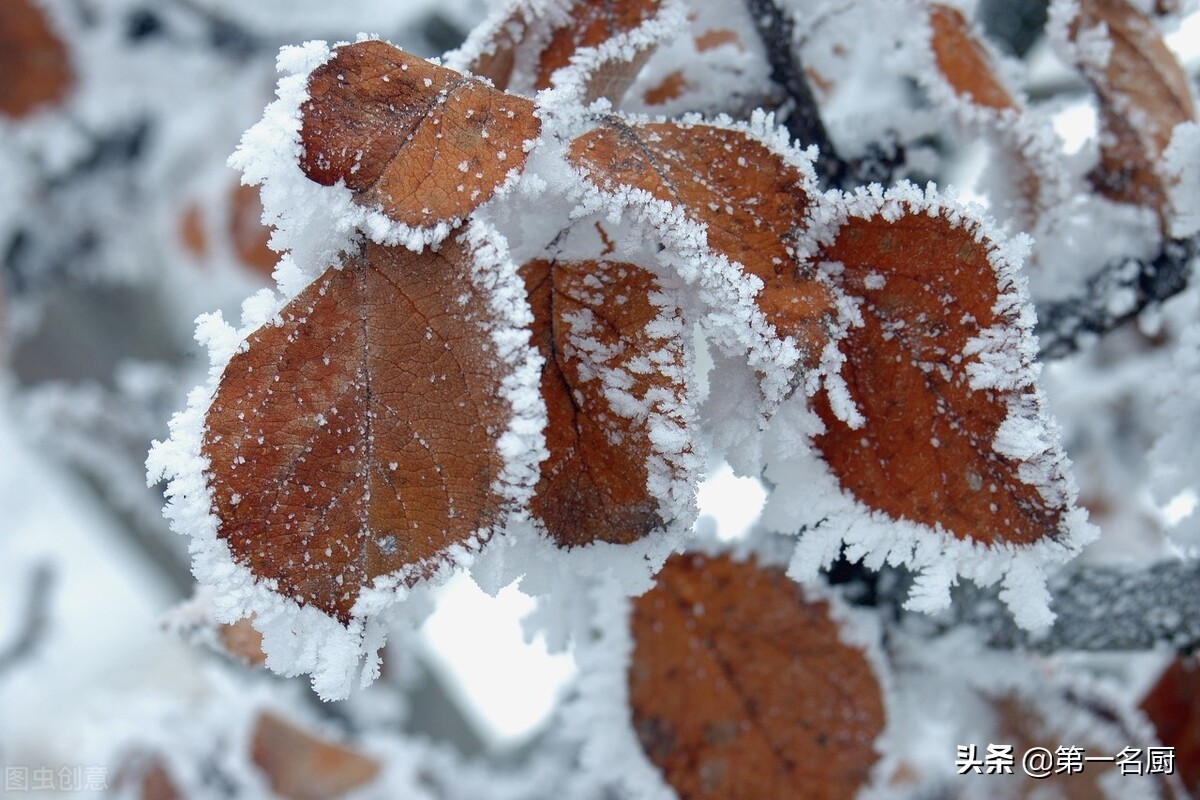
951, 559, 1200, 653
1036, 237, 1197, 360
0, 562, 55, 675
744, 0, 847, 188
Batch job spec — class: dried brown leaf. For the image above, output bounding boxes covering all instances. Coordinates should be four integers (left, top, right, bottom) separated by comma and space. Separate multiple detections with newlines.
813, 211, 1062, 545
1141, 658, 1200, 797
251, 712, 381, 800
568, 120, 835, 366
300, 41, 539, 230
229, 183, 276, 278
0, 0, 72, 118
1072, 0, 1197, 215
537, 0, 662, 100
630, 553, 885, 799
522, 258, 687, 547
218, 617, 267, 667
929, 4, 1017, 111
203, 234, 513, 622
643, 70, 688, 106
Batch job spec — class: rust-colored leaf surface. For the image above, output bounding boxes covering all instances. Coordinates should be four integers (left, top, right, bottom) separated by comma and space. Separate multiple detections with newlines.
1072, 0, 1197, 214
630, 553, 885, 799
251, 712, 381, 800
0, 0, 72, 118
203, 235, 513, 622
522, 258, 687, 547
568, 120, 835, 365
300, 41, 539, 229
219, 617, 267, 667
644, 70, 688, 106
229, 183, 276, 278
536, 0, 661, 89
812, 212, 1062, 545
1142, 658, 1200, 796
929, 4, 1017, 111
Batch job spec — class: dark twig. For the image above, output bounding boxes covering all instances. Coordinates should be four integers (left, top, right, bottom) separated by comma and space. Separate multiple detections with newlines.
1036, 237, 1197, 360
745, 0, 848, 188
0, 562, 55, 676
950, 559, 1200, 653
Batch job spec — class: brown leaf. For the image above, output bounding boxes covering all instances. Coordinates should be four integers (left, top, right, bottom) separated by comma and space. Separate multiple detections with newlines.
694, 29, 743, 53
522, 257, 688, 547
1142, 658, 1200, 797
218, 617, 267, 667
203, 234, 514, 622
251, 711, 381, 800
1072, 0, 1197, 215
466, 0, 663, 104
643, 70, 688, 106
568, 120, 835, 366
812, 208, 1063, 546
537, 0, 662, 101
0, 0, 72, 118
630, 553, 885, 799
300, 41, 539, 230
229, 183, 276, 278
929, 4, 1017, 111
179, 203, 208, 260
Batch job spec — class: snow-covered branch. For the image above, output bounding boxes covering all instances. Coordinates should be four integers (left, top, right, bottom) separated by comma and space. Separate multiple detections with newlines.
1036, 237, 1196, 360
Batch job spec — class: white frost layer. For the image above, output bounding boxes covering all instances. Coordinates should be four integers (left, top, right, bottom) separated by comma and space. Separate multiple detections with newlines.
1150, 322, 1200, 550
1166, 120, 1200, 238
146, 219, 542, 700
764, 183, 1096, 631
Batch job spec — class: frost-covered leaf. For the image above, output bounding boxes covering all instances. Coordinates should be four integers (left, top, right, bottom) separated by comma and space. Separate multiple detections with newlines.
229, 184, 277, 278
458, 0, 671, 104
928, 4, 1017, 111
810, 190, 1073, 548
0, 0, 72, 118
522, 257, 693, 547
1070, 0, 1197, 217
629, 553, 884, 799
202, 233, 522, 623
568, 119, 834, 366
251, 712, 381, 800
218, 617, 267, 668
1141, 658, 1200, 797
299, 40, 539, 231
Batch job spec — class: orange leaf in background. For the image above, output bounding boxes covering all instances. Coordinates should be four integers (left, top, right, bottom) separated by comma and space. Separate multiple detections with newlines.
643, 70, 688, 106
466, 0, 663, 103
1072, 0, 1197, 216
522, 257, 688, 547
630, 553, 884, 799
1141, 658, 1200, 797
0, 0, 73, 118
537, 0, 662, 101
251, 712, 381, 800
812, 211, 1063, 546
929, 4, 1016, 112
203, 235, 514, 622
300, 41, 539, 230
568, 120, 835, 366
229, 183, 276, 278
219, 617, 267, 667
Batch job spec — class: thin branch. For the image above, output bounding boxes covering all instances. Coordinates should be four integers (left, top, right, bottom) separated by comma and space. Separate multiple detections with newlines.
744, 0, 847, 188
950, 559, 1200, 653
1036, 237, 1197, 360
0, 562, 55, 676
